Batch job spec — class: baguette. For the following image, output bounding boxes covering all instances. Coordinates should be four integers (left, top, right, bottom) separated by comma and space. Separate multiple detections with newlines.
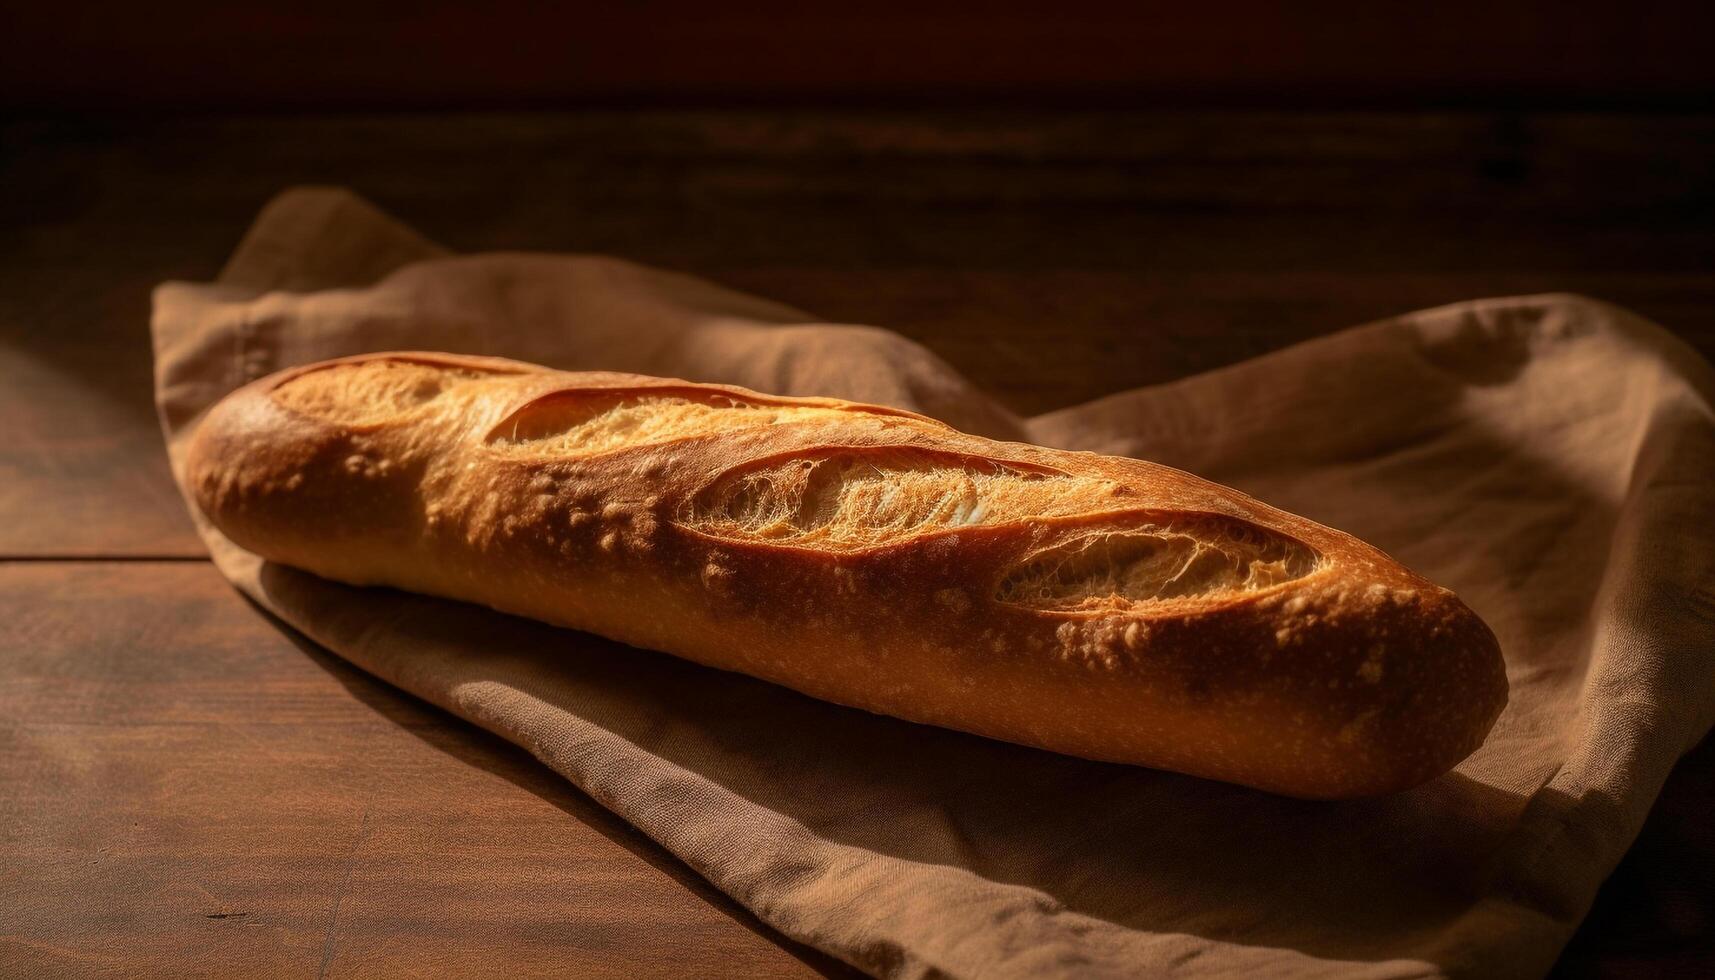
186, 352, 1507, 798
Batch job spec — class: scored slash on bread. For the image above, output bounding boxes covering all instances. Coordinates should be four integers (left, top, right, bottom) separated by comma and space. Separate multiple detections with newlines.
188, 351, 1508, 799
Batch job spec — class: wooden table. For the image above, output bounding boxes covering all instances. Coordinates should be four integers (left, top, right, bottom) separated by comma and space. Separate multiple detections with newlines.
3, 110, 1712, 977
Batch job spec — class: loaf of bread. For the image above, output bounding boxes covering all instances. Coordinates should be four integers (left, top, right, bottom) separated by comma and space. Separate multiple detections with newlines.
187, 352, 1507, 798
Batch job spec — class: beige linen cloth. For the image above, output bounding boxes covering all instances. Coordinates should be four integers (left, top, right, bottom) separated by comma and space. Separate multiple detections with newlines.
152, 188, 1715, 978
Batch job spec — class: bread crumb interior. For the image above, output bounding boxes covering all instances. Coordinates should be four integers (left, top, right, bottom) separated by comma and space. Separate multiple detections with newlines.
488, 392, 856, 456
687, 449, 1120, 547
274, 360, 492, 426
997, 521, 1319, 610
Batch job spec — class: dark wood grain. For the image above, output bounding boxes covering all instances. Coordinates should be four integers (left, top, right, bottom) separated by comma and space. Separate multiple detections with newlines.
0, 561, 851, 978
0, 109, 1711, 976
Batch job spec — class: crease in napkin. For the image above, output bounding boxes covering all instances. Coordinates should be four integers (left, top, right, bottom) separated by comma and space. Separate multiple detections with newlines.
152, 187, 1715, 979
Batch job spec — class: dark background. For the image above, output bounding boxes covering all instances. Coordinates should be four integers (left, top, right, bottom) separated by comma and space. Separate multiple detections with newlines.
5, 1, 1715, 111
2, 3, 1713, 977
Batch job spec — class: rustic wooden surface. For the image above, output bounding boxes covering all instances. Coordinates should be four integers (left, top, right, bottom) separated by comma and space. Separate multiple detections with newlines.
1, 110, 1711, 976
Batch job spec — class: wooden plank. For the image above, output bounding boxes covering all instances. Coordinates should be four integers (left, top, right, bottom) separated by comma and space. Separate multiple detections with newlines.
0, 561, 850, 978
0, 347, 199, 558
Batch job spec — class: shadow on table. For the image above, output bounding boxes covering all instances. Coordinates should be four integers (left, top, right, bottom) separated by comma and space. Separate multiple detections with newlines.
260, 607, 862, 979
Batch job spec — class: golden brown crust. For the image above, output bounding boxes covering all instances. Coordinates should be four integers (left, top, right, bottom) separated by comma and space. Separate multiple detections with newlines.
186, 351, 1508, 798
